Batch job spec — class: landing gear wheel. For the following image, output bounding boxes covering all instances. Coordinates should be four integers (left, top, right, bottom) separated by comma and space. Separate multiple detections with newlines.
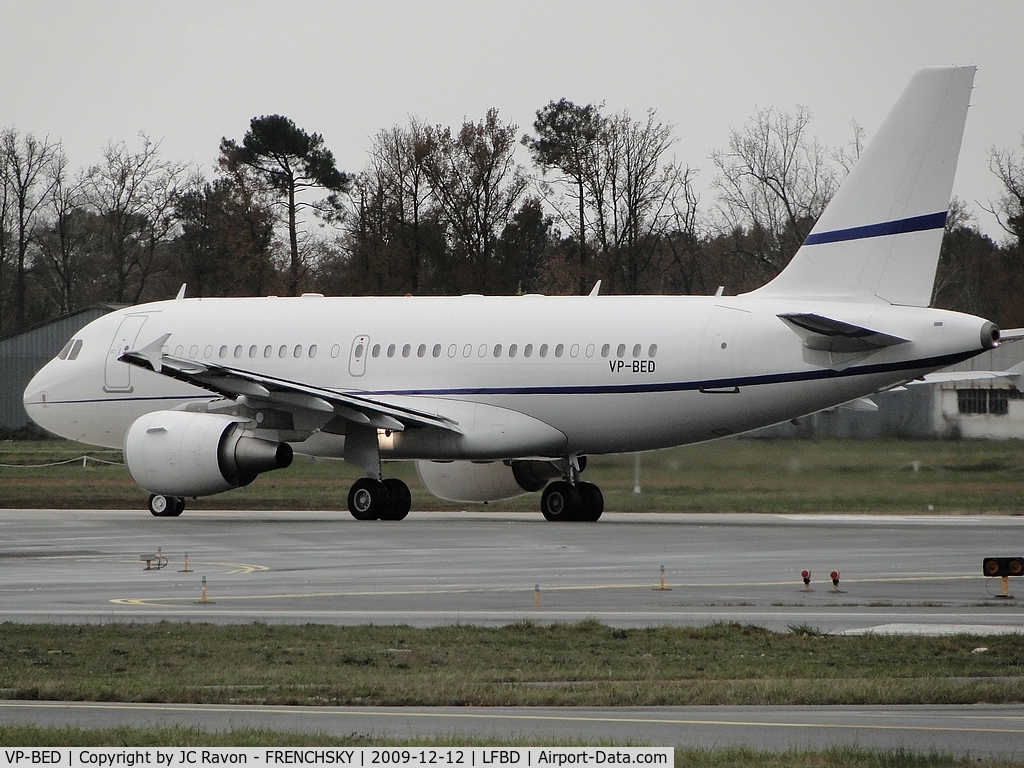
149, 494, 184, 517
348, 478, 385, 520
541, 481, 582, 521
577, 482, 604, 522
380, 478, 412, 521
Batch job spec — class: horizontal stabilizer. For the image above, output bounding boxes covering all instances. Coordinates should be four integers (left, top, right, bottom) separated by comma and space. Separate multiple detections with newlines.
779, 313, 910, 353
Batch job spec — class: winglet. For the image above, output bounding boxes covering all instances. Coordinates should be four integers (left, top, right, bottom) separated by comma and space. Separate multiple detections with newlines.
126, 333, 172, 373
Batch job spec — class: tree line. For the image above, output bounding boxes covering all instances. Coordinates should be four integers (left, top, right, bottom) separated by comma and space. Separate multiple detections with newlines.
2, 101, 1023, 338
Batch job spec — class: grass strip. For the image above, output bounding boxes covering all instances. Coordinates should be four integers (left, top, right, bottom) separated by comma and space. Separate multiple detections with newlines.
2, 622, 1022, 707
0, 727, 1018, 767
4, 437, 1024, 514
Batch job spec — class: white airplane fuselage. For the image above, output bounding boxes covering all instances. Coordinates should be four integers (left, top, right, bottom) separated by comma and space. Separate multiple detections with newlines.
20, 66, 994, 520
24, 293, 994, 457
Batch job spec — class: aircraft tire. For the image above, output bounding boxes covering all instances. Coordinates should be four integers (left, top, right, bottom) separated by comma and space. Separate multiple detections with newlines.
348, 478, 384, 520
380, 478, 412, 521
541, 481, 582, 521
577, 482, 604, 522
149, 494, 172, 516
150, 494, 186, 517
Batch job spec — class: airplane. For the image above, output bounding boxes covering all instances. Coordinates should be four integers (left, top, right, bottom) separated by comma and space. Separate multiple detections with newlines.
23, 66, 1000, 522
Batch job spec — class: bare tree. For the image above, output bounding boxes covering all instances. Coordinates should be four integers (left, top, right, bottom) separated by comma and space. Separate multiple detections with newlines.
347, 120, 438, 293
988, 135, 1024, 249
0, 129, 60, 331
36, 147, 88, 314
421, 109, 528, 291
82, 134, 190, 303
711, 106, 838, 274
583, 109, 696, 293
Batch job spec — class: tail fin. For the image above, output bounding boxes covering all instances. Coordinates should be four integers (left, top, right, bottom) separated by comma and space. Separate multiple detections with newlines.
749, 66, 975, 306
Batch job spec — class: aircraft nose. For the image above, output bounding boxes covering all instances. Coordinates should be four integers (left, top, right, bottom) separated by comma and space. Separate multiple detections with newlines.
23, 359, 63, 433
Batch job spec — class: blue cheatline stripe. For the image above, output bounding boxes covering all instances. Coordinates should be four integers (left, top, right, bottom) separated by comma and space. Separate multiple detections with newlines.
803, 211, 948, 246
37, 350, 980, 408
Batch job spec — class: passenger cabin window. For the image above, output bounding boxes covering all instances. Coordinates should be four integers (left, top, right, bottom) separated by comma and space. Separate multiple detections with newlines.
249, 345, 257, 358
309, 344, 317, 358
264, 345, 273, 358
633, 343, 642, 358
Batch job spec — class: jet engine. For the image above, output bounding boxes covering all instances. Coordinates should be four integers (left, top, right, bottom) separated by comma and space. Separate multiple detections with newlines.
123, 410, 292, 497
416, 459, 562, 503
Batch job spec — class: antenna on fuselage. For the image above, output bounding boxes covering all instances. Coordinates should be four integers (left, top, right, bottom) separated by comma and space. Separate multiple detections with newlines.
175, 284, 187, 300
588, 280, 602, 297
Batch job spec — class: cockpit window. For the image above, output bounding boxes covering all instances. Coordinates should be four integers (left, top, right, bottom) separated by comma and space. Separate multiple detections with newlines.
58, 339, 83, 361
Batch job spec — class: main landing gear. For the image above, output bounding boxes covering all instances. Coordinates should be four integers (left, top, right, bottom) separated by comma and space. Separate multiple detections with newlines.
149, 494, 185, 517
347, 477, 412, 521
538, 455, 603, 522
540, 480, 604, 522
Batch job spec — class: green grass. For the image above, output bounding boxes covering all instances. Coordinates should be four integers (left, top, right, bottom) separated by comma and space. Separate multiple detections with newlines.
1, 622, 1022, 707
0, 730, 1014, 768
3, 437, 1024, 513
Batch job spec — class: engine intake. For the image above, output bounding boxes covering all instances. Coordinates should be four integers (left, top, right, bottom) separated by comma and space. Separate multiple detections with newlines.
124, 410, 292, 497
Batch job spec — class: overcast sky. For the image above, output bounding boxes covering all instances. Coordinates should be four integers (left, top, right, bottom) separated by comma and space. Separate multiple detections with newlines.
3, 1, 1022, 240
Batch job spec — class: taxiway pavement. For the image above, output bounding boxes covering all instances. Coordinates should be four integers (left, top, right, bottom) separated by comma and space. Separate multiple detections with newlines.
0, 509, 1022, 634
3, 509, 1023, 756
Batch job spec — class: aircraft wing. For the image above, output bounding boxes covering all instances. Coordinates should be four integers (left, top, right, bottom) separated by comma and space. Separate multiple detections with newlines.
119, 334, 461, 434
778, 313, 910, 353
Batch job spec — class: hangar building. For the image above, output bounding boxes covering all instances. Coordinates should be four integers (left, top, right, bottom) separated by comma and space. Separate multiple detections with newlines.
0, 306, 119, 433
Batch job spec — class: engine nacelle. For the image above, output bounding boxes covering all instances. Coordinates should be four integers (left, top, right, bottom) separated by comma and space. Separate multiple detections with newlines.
416, 459, 561, 503
124, 410, 293, 497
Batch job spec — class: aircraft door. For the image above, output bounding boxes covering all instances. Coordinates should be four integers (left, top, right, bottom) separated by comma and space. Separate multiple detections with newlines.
105, 314, 149, 392
699, 312, 743, 386
348, 335, 370, 377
